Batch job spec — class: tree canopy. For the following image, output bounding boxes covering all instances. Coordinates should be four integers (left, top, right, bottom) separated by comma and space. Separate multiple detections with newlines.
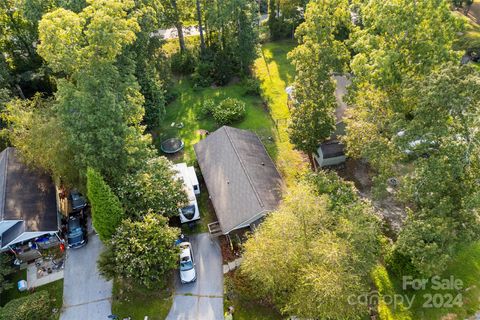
287, 0, 351, 167
98, 213, 180, 288
241, 172, 381, 319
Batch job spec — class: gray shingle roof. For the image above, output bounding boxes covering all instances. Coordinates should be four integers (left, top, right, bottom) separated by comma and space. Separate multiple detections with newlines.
194, 126, 283, 234
321, 142, 345, 158
0, 221, 24, 248
0, 148, 58, 232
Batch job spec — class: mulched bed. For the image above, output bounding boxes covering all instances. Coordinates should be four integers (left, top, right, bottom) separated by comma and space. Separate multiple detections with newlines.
219, 236, 240, 264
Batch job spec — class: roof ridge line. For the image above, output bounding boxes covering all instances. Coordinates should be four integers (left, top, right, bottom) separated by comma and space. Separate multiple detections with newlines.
223, 127, 264, 207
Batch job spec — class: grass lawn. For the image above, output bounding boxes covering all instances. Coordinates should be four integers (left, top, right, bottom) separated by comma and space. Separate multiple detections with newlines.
374, 241, 480, 320
111, 278, 173, 320
154, 78, 276, 166
1, 268, 63, 319
254, 40, 308, 184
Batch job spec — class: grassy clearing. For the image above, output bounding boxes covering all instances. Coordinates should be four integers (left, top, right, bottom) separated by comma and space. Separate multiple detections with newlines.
254, 40, 308, 184
111, 278, 173, 320
1, 269, 63, 319
374, 241, 480, 320
154, 78, 276, 166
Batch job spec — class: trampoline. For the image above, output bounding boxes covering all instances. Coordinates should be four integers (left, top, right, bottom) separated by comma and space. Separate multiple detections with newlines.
161, 138, 184, 154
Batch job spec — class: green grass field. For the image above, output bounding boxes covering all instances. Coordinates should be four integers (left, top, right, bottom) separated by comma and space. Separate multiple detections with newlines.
254, 40, 308, 184
374, 242, 480, 320
1, 269, 63, 319
154, 78, 276, 165
111, 278, 173, 320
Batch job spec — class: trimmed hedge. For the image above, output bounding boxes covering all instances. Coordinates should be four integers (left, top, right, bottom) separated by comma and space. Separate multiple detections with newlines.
1, 290, 51, 320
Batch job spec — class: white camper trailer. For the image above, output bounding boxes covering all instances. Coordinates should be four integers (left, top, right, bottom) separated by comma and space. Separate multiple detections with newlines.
174, 163, 200, 223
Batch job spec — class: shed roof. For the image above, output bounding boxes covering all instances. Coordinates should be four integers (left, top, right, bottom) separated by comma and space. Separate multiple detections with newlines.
320, 142, 345, 159
194, 126, 283, 234
0, 148, 58, 232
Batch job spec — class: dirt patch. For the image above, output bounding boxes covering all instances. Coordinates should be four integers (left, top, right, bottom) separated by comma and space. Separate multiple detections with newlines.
336, 158, 373, 196
334, 158, 406, 238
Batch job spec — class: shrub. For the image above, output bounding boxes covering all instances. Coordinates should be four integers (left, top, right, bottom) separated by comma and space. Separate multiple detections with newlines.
269, 19, 294, 40
170, 51, 196, 75
212, 98, 246, 125
192, 60, 214, 87
1, 290, 51, 320
385, 247, 417, 278
212, 51, 235, 85
243, 78, 261, 96
199, 99, 215, 118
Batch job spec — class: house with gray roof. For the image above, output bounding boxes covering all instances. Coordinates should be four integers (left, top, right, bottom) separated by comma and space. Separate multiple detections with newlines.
0, 148, 60, 251
194, 126, 283, 235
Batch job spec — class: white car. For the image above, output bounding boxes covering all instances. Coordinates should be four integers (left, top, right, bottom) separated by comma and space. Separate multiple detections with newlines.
179, 242, 197, 284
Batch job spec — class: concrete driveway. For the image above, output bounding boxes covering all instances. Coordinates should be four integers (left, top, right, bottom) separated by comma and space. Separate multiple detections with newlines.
167, 233, 224, 320
61, 233, 112, 320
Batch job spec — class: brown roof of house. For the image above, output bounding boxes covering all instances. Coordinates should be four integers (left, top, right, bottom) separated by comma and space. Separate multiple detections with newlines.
0, 148, 58, 232
194, 126, 283, 234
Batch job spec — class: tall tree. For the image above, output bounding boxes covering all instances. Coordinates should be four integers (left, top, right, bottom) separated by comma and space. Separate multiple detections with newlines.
86, 168, 124, 241
2, 95, 75, 183
199, 0, 259, 84
242, 173, 381, 318
162, 0, 187, 53
127, 0, 170, 129
344, 0, 462, 184
36, 0, 145, 186
116, 156, 188, 219
98, 213, 180, 288
390, 63, 480, 276
196, 0, 206, 52
287, 0, 350, 169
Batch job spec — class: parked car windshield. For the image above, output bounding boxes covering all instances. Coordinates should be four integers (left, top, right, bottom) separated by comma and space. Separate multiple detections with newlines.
68, 218, 81, 230
181, 205, 196, 220
68, 231, 83, 244
180, 259, 193, 271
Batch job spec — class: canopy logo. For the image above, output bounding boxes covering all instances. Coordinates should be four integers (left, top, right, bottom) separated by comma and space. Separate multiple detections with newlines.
348, 276, 464, 310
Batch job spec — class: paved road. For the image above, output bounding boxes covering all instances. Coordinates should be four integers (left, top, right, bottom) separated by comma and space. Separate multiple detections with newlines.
61, 233, 112, 320
154, 14, 268, 40
167, 233, 224, 320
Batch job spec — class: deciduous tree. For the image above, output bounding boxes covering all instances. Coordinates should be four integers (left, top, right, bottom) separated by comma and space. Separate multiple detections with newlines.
287, 0, 350, 168
98, 213, 180, 288
242, 172, 381, 318
116, 157, 188, 219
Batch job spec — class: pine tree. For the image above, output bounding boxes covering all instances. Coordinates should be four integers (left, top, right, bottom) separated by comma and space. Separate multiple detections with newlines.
86, 167, 124, 241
